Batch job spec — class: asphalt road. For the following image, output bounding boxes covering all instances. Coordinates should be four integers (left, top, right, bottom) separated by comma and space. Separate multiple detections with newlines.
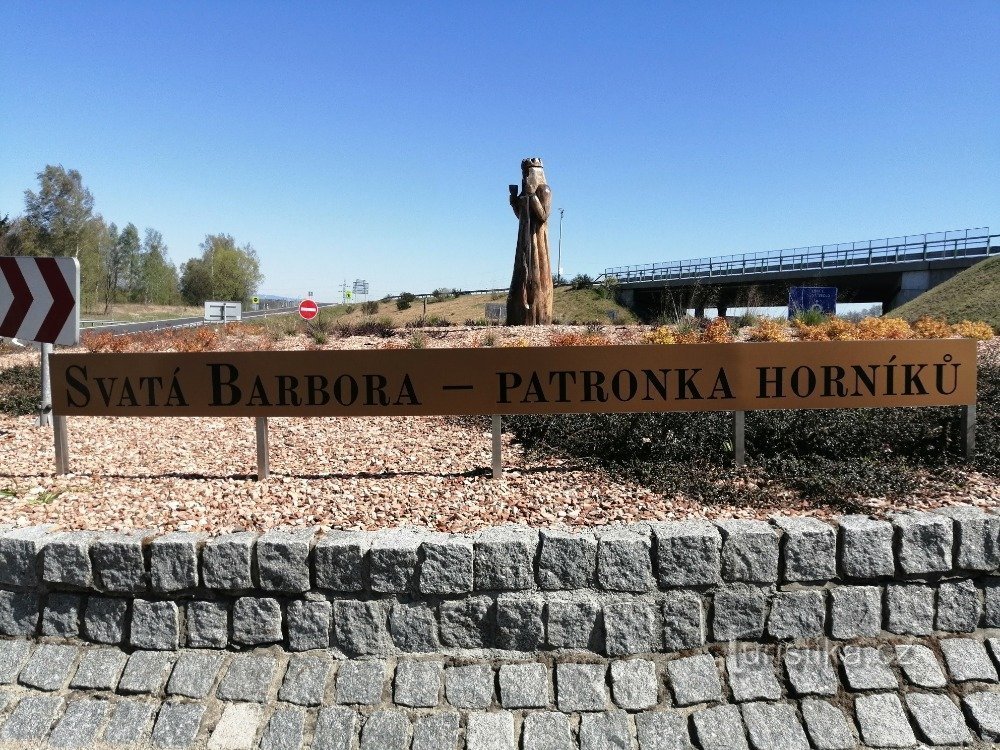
81, 304, 333, 335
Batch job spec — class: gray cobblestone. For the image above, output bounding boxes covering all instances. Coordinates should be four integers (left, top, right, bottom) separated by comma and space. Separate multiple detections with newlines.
83, 596, 128, 644
895, 644, 946, 688
652, 520, 722, 587
830, 585, 882, 639
287, 599, 331, 651
333, 599, 388, 656
936, 505, 1000, 571
0, 526, 49, 587
217, 653, 277, 702
444, 663, 494, 709
774, 517, 837, 582
19, 643, 77, 691
394, 659, 442, 707
547, 596, 601, 650
0, 639, 31, 683
842, 645, 897, 690
635, 711, 694, 750
474, 526, 537, 591
48, 698, 108, 748
741, 701, 809, 750
604, 598, 662, 656
0, 694, 64, 742
388, 601, 440, 652
667, 654, 722, 706
940, 637, 998, 682
986, 581, 1000, 628
662, 591, 705, 651
91, 531, 149, 593
279, 653, 331, 706
258, 707, 304, 750
202, 532, 255, 591
712, 584, 768, 641
313, 705, 357, 750
42, 593, 82, 637
419, 535, 474, 594
726, 650, 781, 702
892, 511, 953, 574
853, 692, 916, 748
166, 651, 225, 699
131, 599, 180, 650
496, 592, 544, 651
717, 520, 779, 583
232, 596, 283, 646
499, 661, 549, 708
360, 709, 410, 750
538, 529, 597, 589
102, 699, 157, 746
557, 662, 607, 712
800, 699, 855, 750
936, 579, 981, 632
691, 704, 749, 750
439, 595, 494, 649
523, 711, 574, 750
151, 701, 205, 749
150, 532, 203, 593
41, 532, 94, 588
886, 583, 935, 635
336, 659, 385, 705
838, 515, 894, 579
767, 590, 825, 640
784, 648, 838, 696
963, 691, 1000, 741
118, 649, 176, 694
610, 659, 657, 710
209, 702, 263, 750
70, 647, 127, 690
466, 710, 515, 750
905, 692, 973, 746
597, 528, 655, 592
313, 532, 369, 592
256, 529, 313, 593
187, 600, 229, 648
580, 710, 635, 750
412, 710, 459, 750
0, 590, 39, 636
370, 529, 422, 593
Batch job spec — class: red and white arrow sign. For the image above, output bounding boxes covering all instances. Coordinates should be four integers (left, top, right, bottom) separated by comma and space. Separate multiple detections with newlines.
0, 257, 80, 346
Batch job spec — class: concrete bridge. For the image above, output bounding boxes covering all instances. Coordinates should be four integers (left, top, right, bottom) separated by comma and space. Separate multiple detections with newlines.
603, 227, 998, 318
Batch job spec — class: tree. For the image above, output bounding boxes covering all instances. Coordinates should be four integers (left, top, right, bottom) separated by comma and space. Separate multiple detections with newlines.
180, 234, 263, 305
136, 229, 180, 304
22, 165, 95, 258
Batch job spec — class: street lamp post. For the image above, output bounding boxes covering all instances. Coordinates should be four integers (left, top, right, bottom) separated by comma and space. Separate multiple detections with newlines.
557, 208, 564, 283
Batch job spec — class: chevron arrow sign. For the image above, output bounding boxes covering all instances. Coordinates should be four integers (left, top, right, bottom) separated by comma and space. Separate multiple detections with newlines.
0, 257, 80, 346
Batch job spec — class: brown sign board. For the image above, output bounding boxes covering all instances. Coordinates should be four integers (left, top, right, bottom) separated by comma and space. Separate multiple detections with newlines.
50, 340, 977, 418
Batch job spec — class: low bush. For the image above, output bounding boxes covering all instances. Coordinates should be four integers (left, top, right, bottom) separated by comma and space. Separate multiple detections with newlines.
954, 321, 995, 340
360, 301, 379, 315
0, 365, 41, 416
792, 309, 829, 326
746, 319, 789, 342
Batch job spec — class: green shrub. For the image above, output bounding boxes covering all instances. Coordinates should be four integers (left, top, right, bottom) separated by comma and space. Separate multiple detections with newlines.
0, 365, 40, 416
792, 308, 828, 326
396, 292, 417, 311
361, 301, 379, 315
570, 274, 594, 290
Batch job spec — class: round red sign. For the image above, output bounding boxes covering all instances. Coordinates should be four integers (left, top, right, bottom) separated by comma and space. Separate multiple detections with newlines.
298, 299, 319, 320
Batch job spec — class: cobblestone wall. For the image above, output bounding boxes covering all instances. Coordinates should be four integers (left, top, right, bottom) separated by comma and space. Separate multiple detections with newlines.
0, 507, 998, 655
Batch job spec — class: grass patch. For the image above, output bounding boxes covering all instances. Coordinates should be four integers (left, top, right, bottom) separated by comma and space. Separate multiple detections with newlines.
891, 255, 1000, 329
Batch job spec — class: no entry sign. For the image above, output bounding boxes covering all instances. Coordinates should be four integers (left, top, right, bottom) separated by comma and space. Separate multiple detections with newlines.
0, 256, 80, 345
299, 299, 318, 320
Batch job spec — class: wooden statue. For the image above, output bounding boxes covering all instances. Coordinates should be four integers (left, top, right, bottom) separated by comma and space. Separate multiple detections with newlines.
507, 157, 553, 325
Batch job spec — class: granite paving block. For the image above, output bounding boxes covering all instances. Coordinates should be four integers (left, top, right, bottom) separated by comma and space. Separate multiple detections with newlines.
784, 648, 838, 696
712, 585, 768, 641
359, 709, 410, 750
0, 639, 32, 684
556, 662, 607, 712
652, 520, 722, 587
83, 596, 128, 644
741, 701, 809, 750
604, 598, 663, 655
886, 583, 935, 635
279, 653, 332, 706
394, 659, 442, 707
841, 645, 897, 690
208, 702, 263, 750
256, 529, 313, 593
892, 511, 953, 574
936, 505, 1000, 570
895, 644, 946, 688
186, 600, 229, 648
258, 707, 304, 750
597, 528, 655, 592
336, 659, 385, 705
662, 590, 705, 651
412, 710, 460, 750
610, 659, 657, 710
102, 699, 157, 746
986, 582, 1000, 628
42, 593, 82, 637
635, 711, 695, 750
419, 535, 474, 594
0, 694, 65, 742
538, 529, 597, 589
726, 650, 781, 702
388, 601, 440, 652
963, 691, 1000, 741
523, 711, 574, 750
119, 650, 176, 694
287, 599, 331, 651
312, 706, 357, 750
151, 701, 205, 749
580, 710, 635, 750
775, 517, 837, 582
232, 597, 283, 646
767, 590, 825, 640
217, 653, 278, 702
313, 532, 370, 592
853, 692, 916, 748
830, 585, 882, 639
547, 596, 601, 651
131, 599, 180, 650
0, 526, 49, 587
667, 654, 723, 707
904, 692, 973, 746
70, 647, 128, 690
369, 529, 422, 593
838, 515, 894, 579
91, 531, 149, 593
439, 595, 494, 649
466, 710, 515, 750
499, 662, 549, 708
49, 698, 109, 748
150, 532, 203, 592
41, 531, 94, 588
691, 704, 749, 750
473, 526, 537, 591
940, 637, 998, 682
201, 532, 255, 591
166, 651, 225, 699
19, 642, 77, 691
936, 579, 981, 632
717, 520, 779, 583
444, 663, 494, 709
800, 699, 856, 750
496, 592, 544, 651
333, 600, 389, 656
0, 589, 38, 638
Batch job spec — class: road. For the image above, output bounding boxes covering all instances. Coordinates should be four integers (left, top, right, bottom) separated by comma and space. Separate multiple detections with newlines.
80, 304, 334, 335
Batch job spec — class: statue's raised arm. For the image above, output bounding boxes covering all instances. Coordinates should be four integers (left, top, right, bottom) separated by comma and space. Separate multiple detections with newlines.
506, 158, 554, 326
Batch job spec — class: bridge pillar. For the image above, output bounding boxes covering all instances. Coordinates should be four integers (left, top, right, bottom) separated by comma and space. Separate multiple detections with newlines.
694, 303, 705, 319
617, 288, 635, 308
884, 270, 930, 312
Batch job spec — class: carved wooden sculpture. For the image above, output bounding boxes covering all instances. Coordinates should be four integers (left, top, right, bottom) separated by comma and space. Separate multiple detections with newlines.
507, 158, 553, 325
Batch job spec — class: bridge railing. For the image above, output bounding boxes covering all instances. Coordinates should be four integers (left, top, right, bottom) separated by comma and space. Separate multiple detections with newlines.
604, 227, 997, 284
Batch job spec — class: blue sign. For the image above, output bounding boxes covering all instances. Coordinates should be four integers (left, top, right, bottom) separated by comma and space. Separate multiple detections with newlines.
789, 286, 837, 316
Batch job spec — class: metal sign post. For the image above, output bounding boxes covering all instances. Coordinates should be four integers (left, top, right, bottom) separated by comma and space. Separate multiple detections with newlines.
733, 411, 745, 467
38, 343, 53, 428
961, 404, 976, 459
255, 417, 269, 480
491, 415, 502, 478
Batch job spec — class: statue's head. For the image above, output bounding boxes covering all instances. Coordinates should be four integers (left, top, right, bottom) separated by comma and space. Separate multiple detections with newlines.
521, 157, 546, 191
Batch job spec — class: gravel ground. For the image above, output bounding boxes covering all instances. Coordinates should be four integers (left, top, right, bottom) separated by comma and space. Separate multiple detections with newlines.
0, 326, 996, 534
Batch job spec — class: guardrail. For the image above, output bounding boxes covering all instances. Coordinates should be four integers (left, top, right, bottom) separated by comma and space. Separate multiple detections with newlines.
603, 227, 998, 285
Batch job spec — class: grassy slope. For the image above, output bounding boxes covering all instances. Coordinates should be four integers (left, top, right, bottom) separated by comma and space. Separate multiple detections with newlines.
890, 255, 1000, 329
80, 303, 204, 322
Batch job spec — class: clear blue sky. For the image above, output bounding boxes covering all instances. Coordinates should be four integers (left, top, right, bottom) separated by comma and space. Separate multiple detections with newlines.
2, 2, 998, 302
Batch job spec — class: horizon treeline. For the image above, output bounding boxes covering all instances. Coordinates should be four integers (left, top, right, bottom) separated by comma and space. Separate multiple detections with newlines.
0, 165, 263, 312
